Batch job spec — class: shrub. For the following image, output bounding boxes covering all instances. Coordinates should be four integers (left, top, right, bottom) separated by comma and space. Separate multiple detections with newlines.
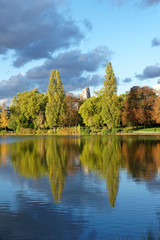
101, 129, 112, 135
111, 128, 123, 135
48, 129, 54, 134
18, 128, 36, 135
36, 129, 47, 135
0, 130, 7, 135
80, 127, 91, 135
123, 128, 133, 133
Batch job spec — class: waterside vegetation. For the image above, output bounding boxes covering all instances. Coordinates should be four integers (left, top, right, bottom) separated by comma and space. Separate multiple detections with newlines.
0, 62, 160, 135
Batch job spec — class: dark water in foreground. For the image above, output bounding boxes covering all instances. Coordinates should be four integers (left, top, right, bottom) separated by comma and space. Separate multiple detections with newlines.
0, 135, 160, 239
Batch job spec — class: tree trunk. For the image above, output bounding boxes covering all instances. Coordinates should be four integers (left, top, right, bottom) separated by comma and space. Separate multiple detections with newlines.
53, 127, 56, 133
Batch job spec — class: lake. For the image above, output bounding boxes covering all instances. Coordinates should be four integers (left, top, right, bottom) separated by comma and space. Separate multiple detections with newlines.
0, 135, 160, 239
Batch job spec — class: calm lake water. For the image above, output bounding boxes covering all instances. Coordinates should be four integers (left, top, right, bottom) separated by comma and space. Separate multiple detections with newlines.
0, 135, 160, 239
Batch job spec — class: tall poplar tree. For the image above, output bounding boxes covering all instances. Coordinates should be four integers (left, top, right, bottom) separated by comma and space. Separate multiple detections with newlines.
46, 70, 65, 131
102, 62, 120, 129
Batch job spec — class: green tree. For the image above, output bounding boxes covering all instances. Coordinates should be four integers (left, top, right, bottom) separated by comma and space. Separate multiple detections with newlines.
79, 96, 103, 128
8, 114, 17, 131
102, 62, 120, 129
10, 89, 47, 129
45, 70, 65, 131
118, 93, 128, 126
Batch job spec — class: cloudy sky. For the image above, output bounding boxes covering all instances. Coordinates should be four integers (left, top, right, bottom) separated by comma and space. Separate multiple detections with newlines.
0, 0, 160, 104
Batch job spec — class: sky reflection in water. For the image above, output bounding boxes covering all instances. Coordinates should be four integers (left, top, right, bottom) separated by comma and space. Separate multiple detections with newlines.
0, 135, 160, 239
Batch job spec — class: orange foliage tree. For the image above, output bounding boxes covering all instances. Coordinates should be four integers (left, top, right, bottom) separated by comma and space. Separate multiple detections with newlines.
140, 86, 156, 127
122, 86, 143, 127
64, 93, 81, 127
152, 96, 160, 124
122, 86, 156, 127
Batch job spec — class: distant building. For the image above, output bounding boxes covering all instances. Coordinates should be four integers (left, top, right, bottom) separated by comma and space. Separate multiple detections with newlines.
80, 87, 91, 100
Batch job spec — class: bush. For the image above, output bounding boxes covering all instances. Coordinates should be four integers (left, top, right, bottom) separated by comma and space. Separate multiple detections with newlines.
18, 128, 36, 135
80, 127, 91, 135
16, 127, 20, 134
36, 129, 47, 135
123, 128, 133, 133
8, 116, 17, 131
101, 128, 123, 135
48, 129, 54, 134
0, 130, 7, 135
111, 128, 123, 135
101, 129, 112, 135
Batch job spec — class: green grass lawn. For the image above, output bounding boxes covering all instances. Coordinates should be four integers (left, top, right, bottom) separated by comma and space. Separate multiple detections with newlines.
123, 126, 160, 133
134, 127, 160, 133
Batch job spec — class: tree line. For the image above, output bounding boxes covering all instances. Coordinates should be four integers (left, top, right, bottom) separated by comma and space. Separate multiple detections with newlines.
78, 62, 160, 130
1, 70, 82, 132
0, 63, 160, 132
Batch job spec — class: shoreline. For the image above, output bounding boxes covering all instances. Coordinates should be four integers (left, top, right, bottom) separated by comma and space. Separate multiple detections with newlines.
0, 132, 160, 136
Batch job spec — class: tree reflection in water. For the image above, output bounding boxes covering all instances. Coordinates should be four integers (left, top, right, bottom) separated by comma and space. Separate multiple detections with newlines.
79, 136, 160, 207
122, 136, 160, 180
0, 143, 9, 167
0, 136, 159, 207
10, 137, 80, 201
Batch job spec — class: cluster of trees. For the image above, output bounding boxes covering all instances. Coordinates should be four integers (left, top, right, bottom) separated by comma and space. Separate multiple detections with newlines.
79, 63, 160, 129
5, 70, 81, 132
79, 62, 120, 129
0, 62, 160, 132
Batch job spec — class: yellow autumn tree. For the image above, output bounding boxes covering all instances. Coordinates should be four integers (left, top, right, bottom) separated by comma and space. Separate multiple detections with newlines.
0, 103, 8, 130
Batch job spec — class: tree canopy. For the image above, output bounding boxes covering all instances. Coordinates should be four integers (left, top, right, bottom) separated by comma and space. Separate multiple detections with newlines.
0, 104, 8, 130
2, 64, 160, 133
123, 86, 156, 127
102, 62, 120, 129
9, 89, 47, 129
79, 96, 103, 128
152, 96, 160, 124
45, 70, 65, 130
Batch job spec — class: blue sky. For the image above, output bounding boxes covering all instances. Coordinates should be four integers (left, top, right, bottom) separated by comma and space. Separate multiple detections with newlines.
0, 0, 160, 104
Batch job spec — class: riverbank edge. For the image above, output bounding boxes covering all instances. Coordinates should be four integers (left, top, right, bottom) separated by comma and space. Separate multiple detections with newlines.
0, 132, 160, 136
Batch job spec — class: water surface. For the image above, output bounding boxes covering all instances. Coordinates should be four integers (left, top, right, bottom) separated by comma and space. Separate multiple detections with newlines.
0, 135, 160, 239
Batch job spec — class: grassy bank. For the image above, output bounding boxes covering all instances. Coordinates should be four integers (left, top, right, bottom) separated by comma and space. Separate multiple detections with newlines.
0, 126, 160, 136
